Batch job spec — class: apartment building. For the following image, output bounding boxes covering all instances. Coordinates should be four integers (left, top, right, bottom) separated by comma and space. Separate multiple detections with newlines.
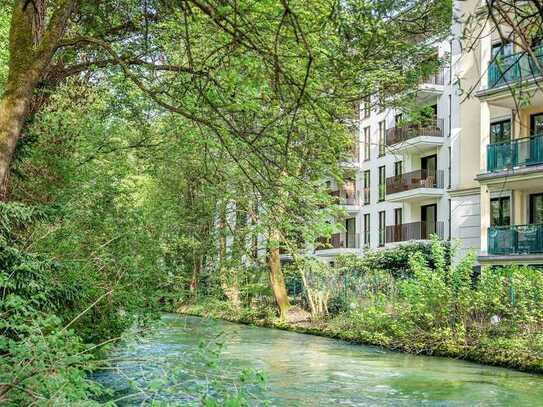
314, 43, 459, 264
460, 0, 543, 266
313, 0, 543, 267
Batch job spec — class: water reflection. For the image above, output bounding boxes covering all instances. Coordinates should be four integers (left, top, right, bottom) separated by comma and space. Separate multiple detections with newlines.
93, 314, 543, 406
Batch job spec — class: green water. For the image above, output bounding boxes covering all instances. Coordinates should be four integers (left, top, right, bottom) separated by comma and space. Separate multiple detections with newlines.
94, 314, 543, 406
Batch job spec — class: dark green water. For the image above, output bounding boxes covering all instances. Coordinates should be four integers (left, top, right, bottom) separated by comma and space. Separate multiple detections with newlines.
94, 314, 543, 406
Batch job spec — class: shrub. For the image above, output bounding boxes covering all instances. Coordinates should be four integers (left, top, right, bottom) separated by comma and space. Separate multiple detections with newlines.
336, 240, 450, 279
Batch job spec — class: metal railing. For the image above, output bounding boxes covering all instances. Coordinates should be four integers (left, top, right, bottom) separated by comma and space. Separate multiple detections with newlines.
386, 169, 444, 195
488, 224, 543, 255
422, 70, 445, 86
488, 46, 543, 88
330, 190, 360, 206
316, 233, 360, 250
386, 118, 444, 147
487, 135, 543, 172
386, 221, 444, 243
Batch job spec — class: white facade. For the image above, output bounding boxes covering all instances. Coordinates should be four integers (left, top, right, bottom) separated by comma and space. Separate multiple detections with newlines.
314, 42, 463, 264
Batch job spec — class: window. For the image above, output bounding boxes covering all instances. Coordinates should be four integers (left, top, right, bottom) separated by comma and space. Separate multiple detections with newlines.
448, 94, 452, 137
363, 214, 370, 246
378, 93, 385, 113
394, 208, 403, 226
530, 113, 543, 136
378, 211, 386, 247
378, 121, 386, 156
448, 146, 451, 188
394, 161, 402, 177
490, 197, 511, 227
448, 199, 452, 241
378, 166, 386, 201
346, 218, 357, 248
490, 119, 511, 144
393, 208, 403, 243
491, 42, 513, 59
530, 193, 543, 224
363, 170, 370, 204
364, 127, 371, 161
363, 98, 371, 119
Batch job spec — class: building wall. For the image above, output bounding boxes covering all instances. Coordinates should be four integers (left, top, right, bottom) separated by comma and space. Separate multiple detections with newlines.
447, 0, 483, 260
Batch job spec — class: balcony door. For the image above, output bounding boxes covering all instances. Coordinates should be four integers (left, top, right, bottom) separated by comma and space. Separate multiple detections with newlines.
345, 218, 357, 248
421, 154, 437, 172
530, 113, 543, 136
421, 204, 437, 239
490, 197, 511, 226
530, 193, 543, 224
421, 154, 437, 187
490, 119, 511, 144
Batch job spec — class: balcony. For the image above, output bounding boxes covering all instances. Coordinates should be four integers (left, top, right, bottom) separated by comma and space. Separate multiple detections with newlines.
330, 190, 361, 212
488, 224, 543, 255
385, 170, 445, 202
385, 118, 444, 153
339, 138, 360, 168
488, 46, 543, 89
386, 221, 444, 243
417, 71, 445, 103
315, 233, 360, 256
478, 47, 543, 108
486, 135, 543, 174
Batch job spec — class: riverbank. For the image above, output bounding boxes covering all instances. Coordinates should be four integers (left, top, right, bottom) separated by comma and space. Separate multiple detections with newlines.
179, 300, 543, 375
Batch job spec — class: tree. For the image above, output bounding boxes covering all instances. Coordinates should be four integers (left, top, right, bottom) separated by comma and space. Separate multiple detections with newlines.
0, 0, 451, 316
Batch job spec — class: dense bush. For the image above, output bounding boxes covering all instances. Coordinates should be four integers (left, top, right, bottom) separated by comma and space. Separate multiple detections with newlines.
329, 237, 543, 371
0, 203, 104, 405
336, 240, 451, 279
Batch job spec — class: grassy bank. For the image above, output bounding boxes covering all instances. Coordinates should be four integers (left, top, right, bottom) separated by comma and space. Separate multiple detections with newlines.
179, 299, 543, 375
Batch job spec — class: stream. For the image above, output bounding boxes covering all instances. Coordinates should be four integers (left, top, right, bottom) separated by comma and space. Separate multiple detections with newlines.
93, 314, 543, 406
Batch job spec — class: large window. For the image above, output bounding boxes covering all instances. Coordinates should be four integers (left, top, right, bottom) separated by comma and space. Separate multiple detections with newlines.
363, 170, 371, 204
378, 121, 386, 156
345, 217, 357, 248
530, 193, 543, 224
490, 197, 511, 226
490, 119, 511, 144
491, 42, 513, 59
378, 166, 386, 201
394, 161, 402, 177
530, 113, 543, 136
448, 146, 452, 188
363, 98, 371, 119
364, 127, 371, 161
378, 211, 386, 247
363, 214, 370, 246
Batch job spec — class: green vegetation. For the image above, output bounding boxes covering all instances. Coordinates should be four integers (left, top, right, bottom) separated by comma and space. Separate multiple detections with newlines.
184, 239, 543, 374
3, 0, 540, 405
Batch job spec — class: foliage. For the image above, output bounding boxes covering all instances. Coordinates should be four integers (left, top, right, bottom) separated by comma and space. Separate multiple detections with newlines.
329, 237, 543, 371
336, 240, 450, 279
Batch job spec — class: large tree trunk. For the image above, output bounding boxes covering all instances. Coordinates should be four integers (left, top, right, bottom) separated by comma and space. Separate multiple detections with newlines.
0, 1, 74, 195
268, 228, 290, 319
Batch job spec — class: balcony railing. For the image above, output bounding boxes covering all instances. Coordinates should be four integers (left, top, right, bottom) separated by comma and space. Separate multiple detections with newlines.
330, 190, 360, 206
488, 46, 543, 89
386, 118, 444, 147
488, 224, 543, 255
422, 71, 445, 86
487, 135, 543, 172
386, 221, 444, 243
386, 169, 444, 195
316, 233, 360, 251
